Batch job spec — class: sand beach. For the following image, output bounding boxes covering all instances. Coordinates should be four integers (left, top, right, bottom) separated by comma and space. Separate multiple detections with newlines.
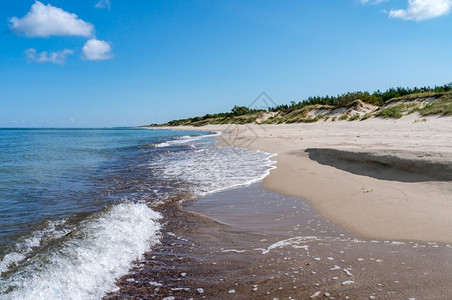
101, 115, 452, 299
164, 115, 452, 244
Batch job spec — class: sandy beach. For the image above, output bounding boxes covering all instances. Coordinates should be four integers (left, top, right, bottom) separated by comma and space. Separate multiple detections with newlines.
159, 114, 452, 244
108, 184, 452, 299
104, 116, 452, 299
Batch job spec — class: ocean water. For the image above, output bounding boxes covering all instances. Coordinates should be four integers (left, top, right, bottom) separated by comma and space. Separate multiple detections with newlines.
0, 128, 275, 299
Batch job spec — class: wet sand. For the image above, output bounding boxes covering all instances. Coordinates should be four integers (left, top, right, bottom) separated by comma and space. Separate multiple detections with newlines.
107, 117, 452, 299
156, 115, 452, 243
106, 184, 452, 299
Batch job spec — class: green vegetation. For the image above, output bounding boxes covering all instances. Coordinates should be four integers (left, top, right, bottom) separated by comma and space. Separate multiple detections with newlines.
376, 105, 404, 119
360, 113, 371, 121
348, 114, 360, 121
414, 118, 427, 123
147, 83, 452, 126
262, 105, 332, 124
268, 83, 452, 113
338, 114, 349, 121
419, 95, 452, 116
376, 102, 421, 119
387, 91, 440, 102
160, 105, 264, 127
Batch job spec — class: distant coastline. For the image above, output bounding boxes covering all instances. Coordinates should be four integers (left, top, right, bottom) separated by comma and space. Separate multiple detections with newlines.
144, 84, 452, 244
146, 83, 452, 127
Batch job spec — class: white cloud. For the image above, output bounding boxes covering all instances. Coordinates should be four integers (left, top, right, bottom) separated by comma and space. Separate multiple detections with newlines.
9, 1, 94, 37
95, 0, 111, 10
82, 39, 113, 60
25, 48, 73, 65
389, 0, 452, 20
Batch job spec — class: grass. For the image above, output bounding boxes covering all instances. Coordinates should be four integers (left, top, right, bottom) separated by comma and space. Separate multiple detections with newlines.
376, 102, 420, 119
338, 114, 349, 121
360, 113, 371, 121
387, 91, 441, 102
302, 115, 323, 123
414, 118, 427, 123
348, 114, 360, 121
165, 112, 262, 126
265, 106, 310, 124
153, 91, 452, 127
419, 95, 452, 116
376, 105, 404, 119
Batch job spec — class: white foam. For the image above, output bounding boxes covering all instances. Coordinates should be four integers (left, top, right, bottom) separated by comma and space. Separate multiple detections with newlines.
262, 236, 319, 254
154, 132, 221, 148
0, 219, 69, 275
154, 145, 276, 196
221, 249, 246, 253
0, 252, 25, 275
154, 142, 170, 148
1, 202, 161, 300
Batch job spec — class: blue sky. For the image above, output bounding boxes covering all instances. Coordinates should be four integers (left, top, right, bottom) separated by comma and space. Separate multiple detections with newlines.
1, 0, 451, 127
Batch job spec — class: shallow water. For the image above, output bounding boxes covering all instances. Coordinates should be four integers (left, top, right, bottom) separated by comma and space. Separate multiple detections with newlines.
0, 128, 276, 299
108, 183, 452, 299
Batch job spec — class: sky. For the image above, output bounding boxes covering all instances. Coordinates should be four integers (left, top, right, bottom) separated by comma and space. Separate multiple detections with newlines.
1, 0, 451, 127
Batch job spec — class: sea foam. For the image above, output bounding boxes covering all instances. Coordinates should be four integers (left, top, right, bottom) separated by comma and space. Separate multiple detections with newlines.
153, 132, 221, 148
1, 131, 275, 299
1, 202, 161, 300
154, 144, 276, 196
0, 220, 69, 275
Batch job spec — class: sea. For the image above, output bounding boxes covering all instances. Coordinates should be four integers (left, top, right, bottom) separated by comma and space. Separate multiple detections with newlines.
0, 128, 275, 299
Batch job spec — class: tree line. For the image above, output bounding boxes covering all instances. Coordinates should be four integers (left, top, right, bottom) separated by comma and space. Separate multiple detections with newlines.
269, 83, 452, 112
157, 82, 452, 126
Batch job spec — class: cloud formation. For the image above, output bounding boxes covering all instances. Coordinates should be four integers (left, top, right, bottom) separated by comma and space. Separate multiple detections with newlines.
9, 1, 94, 37
25, 48, 73, 65
389, 0, 452, 21
82, 39, 113, 60
95, 0, 111, 10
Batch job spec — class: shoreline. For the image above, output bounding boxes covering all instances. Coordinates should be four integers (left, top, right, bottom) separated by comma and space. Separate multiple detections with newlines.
152, 114, 452, 244
106, 121, 452, 299
108, 184, 452, 299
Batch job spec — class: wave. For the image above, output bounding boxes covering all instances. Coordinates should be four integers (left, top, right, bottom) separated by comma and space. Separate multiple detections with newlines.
0, 202, 161, 300
153, 144, 276, 196
0, 219, 69, 275
153, 132, 222, 148
0, 130, 275, 299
